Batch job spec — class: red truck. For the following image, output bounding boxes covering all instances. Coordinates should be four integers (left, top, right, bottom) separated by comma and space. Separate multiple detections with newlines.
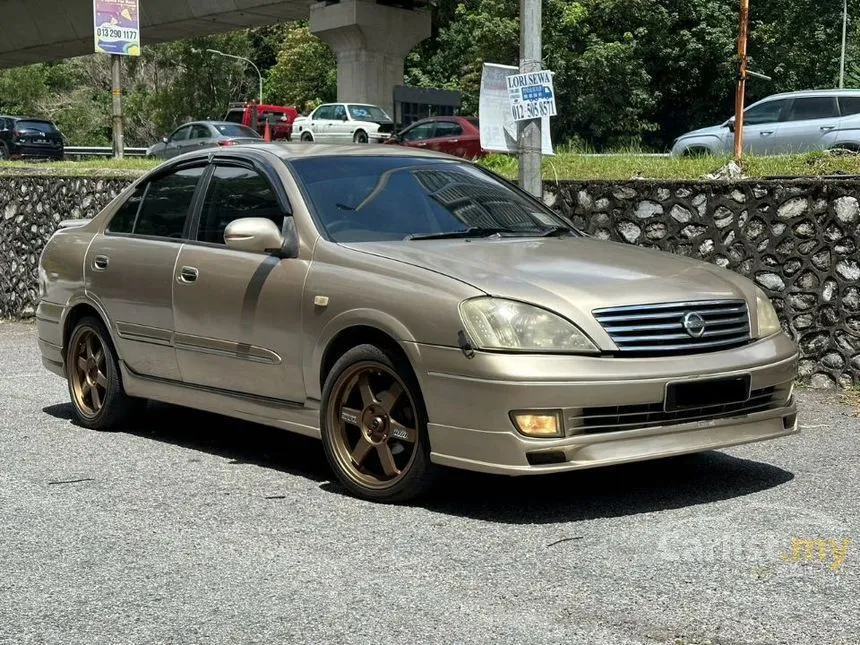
224, 101, 299, 141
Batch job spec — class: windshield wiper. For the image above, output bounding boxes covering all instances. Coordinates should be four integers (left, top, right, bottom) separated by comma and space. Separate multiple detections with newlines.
536, 225, 575, 237
405, 227, 513, 241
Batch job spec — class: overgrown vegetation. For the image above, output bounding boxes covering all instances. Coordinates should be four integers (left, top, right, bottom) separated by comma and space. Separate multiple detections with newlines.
4, 150, 860, 181
2, 1, 860, 150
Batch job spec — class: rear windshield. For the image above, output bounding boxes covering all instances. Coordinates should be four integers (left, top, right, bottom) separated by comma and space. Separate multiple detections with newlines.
213, 123, 260, 138
16, 120, 58, 133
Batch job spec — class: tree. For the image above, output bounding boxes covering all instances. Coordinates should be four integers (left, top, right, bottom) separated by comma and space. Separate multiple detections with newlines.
265, 22, 336, 112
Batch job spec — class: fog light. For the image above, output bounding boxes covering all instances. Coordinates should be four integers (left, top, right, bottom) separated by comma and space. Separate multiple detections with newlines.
511, 411, 563, 438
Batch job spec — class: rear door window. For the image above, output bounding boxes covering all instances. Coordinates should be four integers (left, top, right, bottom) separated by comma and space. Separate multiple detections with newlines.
133, 166, 206, 239
785, 97, 839, 121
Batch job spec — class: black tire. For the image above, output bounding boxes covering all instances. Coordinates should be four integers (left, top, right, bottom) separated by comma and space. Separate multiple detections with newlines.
300, 131, 314, 142
65, 316, 143, 430
0, 143, 9, 161
320, 344, 438, 503
353, 130, 369, 144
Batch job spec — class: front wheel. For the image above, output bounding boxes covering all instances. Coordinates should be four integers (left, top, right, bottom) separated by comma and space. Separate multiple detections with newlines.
320, 344, 437, 503
66, 316, 142, 430
300, 131, 314, 142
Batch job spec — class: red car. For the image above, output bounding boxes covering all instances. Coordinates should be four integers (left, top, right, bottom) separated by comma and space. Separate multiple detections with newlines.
224, 101, 298, 141
386, 116, 485, 159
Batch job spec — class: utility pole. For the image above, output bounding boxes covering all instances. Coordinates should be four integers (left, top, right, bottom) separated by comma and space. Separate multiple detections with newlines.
111, 55, 124, 160
206, 49, 264, 105
733, 0, 750, 161
518, 0, 542, 197
840, 0, 848, 88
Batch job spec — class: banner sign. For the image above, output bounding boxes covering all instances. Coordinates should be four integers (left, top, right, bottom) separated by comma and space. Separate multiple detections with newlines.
479, 63, 553, 155
506, 71, 557, 122
94, 0, 141, 56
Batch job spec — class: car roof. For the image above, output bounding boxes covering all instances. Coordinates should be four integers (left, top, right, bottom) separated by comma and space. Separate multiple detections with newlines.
759, 88, 860, 100
0, 115, 52, 121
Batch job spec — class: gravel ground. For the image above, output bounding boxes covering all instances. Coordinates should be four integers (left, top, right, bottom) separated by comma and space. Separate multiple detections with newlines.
1, 321, 858, 645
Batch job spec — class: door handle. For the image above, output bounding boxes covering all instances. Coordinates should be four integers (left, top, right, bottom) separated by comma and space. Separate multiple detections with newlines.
416, 142, 428, 147
450, 139, 460, 144
93, 255, 109, 270
179, 266, 199, 283
821, 125, 836, 132
760, 131, 774, 136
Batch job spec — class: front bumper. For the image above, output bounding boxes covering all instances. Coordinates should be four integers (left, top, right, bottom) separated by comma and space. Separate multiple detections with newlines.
409, 333, 799, 475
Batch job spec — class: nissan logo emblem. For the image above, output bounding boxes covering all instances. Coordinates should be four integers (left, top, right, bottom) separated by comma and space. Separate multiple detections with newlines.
682, 312, 706, 338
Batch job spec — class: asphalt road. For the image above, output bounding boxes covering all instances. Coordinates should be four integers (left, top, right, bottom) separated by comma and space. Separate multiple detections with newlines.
1, 320, 858, 645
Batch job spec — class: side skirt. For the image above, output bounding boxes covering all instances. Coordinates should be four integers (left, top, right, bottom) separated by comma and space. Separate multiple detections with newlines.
119, 362, 322, 440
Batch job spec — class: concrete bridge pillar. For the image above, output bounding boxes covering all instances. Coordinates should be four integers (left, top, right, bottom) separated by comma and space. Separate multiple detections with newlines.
309, 0, 431, 118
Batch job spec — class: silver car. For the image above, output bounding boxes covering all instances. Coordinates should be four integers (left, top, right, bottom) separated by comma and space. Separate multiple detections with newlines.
147, 120, 262, 159
671, 89, 860, 157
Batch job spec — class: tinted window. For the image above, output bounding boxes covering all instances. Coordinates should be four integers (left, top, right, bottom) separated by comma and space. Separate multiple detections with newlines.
434, 122, 463, 138
840, 97, 860, 116
225, 110, 244, 124
189, 124, 211, 139
314, 106, 334, 120
290, 156, 572, 243
134, 167, 204, 238
401, 122, 435, 141
196, 165, 285, 244
332, 105, 347, 120
107, 184, 147, 234
786, 97, 839, 121
170, 126, 191, 142
744, 100, 786, 125
16, 120, 57, 133
213, 123, 260, 138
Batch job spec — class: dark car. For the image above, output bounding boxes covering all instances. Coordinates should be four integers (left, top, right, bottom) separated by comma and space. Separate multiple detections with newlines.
147, 121, 263, 160
386, 116, 485, 159
0, 116, 65, 161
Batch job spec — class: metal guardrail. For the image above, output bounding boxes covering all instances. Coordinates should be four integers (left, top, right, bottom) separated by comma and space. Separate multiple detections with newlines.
64, 146, 150, 159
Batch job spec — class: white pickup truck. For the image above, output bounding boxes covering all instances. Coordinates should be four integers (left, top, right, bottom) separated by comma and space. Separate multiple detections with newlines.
292, 103, 395, 144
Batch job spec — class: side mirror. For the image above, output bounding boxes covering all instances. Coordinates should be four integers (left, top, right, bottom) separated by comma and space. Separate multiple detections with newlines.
341, 114, 349, 121
162, 136, 169, 144
224, 217, 285, 255
726, 117, 736, 133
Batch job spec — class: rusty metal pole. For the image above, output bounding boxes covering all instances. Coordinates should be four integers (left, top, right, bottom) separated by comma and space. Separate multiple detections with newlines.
111, 55, 124, 160
733, 0, 750, 162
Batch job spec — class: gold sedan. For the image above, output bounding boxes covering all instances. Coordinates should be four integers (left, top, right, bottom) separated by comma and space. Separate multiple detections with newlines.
36, 144, 799, 503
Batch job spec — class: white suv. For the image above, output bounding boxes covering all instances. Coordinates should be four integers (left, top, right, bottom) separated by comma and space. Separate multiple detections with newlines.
671, 89, 860, 157
292, 103, 395, 144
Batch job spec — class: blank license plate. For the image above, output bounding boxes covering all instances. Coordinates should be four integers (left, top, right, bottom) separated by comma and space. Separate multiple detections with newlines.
665, 375, 751, 411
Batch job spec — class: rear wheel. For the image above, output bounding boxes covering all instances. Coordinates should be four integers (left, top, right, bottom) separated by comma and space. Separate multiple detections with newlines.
353, 130, 369, 144
66, 316, 142, 430
320, 344, 437, 503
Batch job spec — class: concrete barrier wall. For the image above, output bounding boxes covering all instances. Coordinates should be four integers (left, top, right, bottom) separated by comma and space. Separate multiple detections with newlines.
1, 171, 858, 387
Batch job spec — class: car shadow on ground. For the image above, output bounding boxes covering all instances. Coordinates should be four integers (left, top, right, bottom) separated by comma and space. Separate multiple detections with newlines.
44, 401, 794, 524
42, 401, 331, 483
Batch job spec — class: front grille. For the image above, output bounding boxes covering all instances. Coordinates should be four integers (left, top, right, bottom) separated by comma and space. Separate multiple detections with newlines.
573, 386, 787, 435
593, 300, 751, 355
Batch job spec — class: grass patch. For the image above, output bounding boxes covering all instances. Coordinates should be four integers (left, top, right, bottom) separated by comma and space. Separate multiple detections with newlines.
3, 150, 860, 181
479, 150, 860, 181
0, 158, 157, 176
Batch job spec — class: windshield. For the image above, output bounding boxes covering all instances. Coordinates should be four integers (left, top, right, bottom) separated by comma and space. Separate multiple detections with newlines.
348, 105, 392, 123
214, 123, 260, 138
289, 156, 576, 243
16, 120, 57, 133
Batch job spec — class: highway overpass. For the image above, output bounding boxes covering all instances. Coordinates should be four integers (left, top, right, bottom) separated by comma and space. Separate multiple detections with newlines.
0, 0, 431, 114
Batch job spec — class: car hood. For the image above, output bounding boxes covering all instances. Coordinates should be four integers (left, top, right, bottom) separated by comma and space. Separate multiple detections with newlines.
677, 124, 726, 140
343, 237, 756, 332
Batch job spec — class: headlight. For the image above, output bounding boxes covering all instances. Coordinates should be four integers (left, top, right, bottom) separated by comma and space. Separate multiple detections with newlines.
459, 297, 598, 353
756, 288, 782, 338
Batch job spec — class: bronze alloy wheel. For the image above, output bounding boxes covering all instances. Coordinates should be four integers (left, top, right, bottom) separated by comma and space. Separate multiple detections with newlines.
69, 328, 109, 418
327, 361, 420, 490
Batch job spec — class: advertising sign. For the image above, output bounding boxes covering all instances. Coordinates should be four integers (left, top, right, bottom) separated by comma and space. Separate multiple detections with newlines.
479, 63, 553, 155
94, 0, 141, 56
506, 71, 557, 122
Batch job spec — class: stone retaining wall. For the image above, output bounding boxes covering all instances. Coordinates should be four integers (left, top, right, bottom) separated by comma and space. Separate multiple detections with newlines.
1, 172, 858, 387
